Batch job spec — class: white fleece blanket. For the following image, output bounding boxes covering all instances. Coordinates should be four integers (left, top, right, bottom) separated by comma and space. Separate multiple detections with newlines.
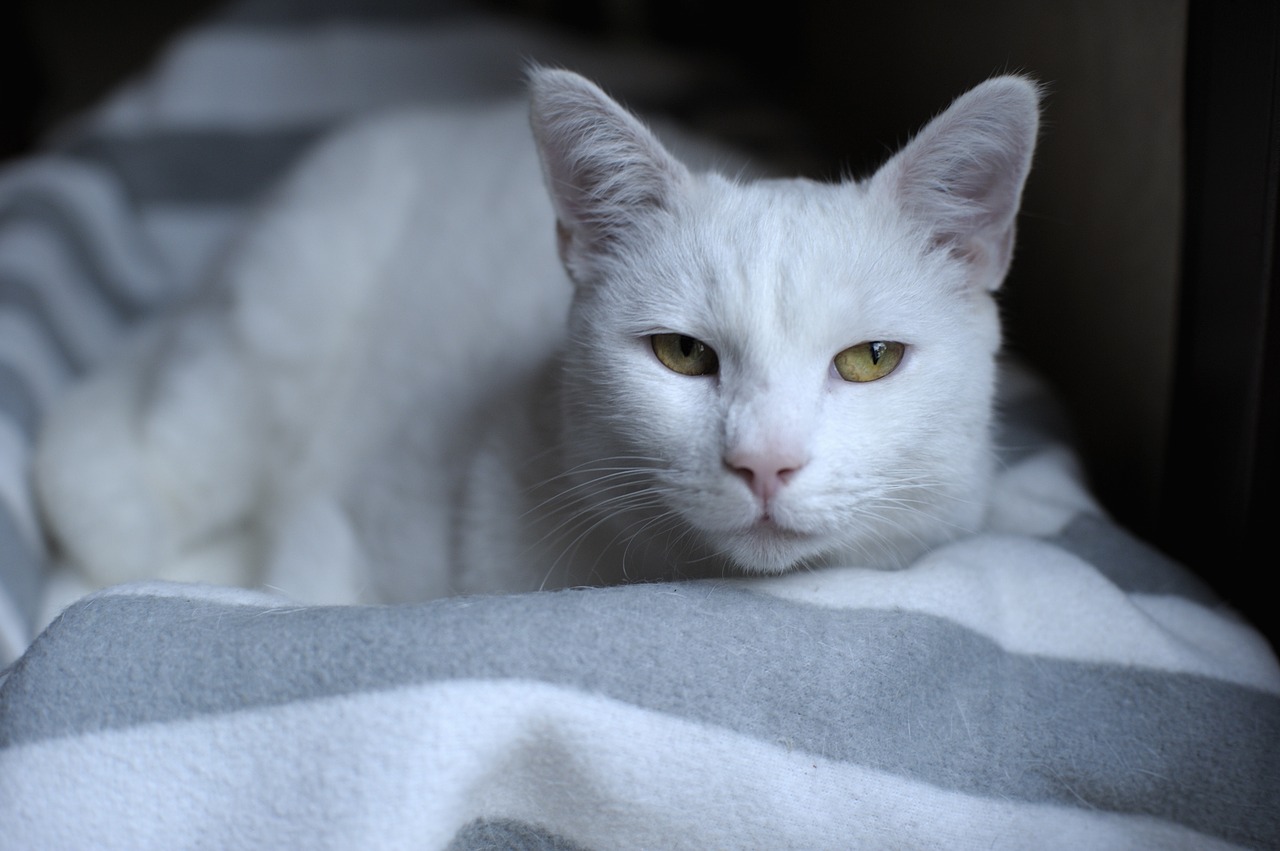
1, 1, 1278, 848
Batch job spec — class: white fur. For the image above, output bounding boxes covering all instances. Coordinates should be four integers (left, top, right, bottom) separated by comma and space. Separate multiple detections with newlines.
35, 70, 1039, 603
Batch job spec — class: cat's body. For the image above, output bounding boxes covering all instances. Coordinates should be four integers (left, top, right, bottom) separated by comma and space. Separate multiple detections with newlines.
35, 70, 1039, 604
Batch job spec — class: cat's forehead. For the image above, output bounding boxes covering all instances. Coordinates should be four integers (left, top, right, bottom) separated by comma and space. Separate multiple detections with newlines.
686, 175, 895, 275
700, 174, 867, 231
658, 175, 955, 339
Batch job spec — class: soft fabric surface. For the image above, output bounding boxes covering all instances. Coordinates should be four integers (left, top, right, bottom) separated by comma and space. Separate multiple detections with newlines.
1, 0, 1278, 848
4, 512, 1279, 848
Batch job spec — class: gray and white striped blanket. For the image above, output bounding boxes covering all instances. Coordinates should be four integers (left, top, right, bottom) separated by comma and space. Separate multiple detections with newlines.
2, 1, 1277, 848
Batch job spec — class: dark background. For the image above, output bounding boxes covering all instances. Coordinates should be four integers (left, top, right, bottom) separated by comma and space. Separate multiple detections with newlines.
2, 0, 1275, 646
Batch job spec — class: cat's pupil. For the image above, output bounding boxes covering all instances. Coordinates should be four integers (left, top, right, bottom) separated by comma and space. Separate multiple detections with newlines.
870, 341, 886, 364
679, 336, 697, 358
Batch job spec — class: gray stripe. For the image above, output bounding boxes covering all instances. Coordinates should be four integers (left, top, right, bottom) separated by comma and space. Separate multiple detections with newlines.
0, 508, 39, 640
2, 585, 1276, 846
0, 273, 84, 374
63, 128, 325, 206
216, 0, 478, 27
0, 194, 149, 321
0, 365, 39, 441
1051, 513, 1221, 605
447, 818, 592, 851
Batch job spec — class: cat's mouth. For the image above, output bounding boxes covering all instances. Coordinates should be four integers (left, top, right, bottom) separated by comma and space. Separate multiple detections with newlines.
723, 514, 823, 574
749, 514, 809, 542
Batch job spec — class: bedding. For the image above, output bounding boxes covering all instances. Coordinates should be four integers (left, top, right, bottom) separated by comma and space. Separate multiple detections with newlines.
1, 0, 1278, 848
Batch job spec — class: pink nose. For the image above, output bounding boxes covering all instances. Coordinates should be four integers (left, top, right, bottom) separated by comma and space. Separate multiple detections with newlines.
726, 449, 807, 503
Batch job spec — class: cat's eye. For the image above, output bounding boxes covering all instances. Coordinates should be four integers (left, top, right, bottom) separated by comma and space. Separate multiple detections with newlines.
834, 340, 905, 382
651, 333, 719, 376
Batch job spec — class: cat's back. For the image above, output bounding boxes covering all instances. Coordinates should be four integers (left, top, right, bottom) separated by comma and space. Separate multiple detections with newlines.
232, 95, 567, 364
227, 98, 570, 488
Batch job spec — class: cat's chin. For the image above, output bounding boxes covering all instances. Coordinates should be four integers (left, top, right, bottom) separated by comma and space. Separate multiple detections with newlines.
717, 520, 828, 575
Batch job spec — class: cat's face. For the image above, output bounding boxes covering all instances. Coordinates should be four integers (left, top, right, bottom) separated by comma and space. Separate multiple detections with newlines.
531, 69, 1039, 573
557, 176, 1002, 571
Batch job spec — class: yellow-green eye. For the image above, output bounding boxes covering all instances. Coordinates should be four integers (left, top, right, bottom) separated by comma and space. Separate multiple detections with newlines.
651, 333, 719, 376
834, 340, 905, 382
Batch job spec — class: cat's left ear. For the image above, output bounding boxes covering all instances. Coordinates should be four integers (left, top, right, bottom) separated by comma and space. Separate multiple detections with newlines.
874, 76, 1041, 291
528, 67, 691, 287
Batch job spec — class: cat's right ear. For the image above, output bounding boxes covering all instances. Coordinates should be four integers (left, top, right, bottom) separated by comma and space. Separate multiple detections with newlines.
874, 76, 1041, 292
528, 67, 690, 287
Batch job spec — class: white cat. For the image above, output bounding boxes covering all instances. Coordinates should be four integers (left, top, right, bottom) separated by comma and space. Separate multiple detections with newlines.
35, 69, 1040, 604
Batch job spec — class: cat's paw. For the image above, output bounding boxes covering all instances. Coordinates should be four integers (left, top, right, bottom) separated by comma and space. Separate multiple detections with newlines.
37, 356, 183, 585
35, 318, 262, 588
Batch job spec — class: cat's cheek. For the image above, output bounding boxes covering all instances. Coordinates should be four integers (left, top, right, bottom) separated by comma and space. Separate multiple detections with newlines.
608, 354, 722, 474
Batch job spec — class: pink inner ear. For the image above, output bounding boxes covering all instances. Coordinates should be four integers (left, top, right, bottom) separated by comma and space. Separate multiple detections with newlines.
928, 210, 1019, 294
881, 76, 1039, 291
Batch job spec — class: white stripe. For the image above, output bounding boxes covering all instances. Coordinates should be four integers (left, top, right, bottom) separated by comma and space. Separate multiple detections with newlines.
0, 680, 1243, 850
1130, 593, 1280, 690
0, 311, 70, 413
986, 445, 1102, 537
744, 534, 1280, 694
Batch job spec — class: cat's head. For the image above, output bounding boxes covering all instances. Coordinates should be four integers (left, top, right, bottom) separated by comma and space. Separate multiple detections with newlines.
529, 68, 1039, 573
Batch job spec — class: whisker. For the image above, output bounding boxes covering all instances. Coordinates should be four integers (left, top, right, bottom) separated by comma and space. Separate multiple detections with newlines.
531, 482, 675, 589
